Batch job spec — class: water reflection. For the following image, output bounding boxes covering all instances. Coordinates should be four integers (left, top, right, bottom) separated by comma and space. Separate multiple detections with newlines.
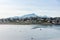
0, 25, 60, 40
32, 25, 52, 29
32, 25, 60, 30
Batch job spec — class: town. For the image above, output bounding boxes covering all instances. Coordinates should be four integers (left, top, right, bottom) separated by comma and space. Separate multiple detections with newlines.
0, 16, 60, 25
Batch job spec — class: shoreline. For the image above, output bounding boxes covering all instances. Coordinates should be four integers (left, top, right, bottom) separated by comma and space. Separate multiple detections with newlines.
0, 23, 60, 25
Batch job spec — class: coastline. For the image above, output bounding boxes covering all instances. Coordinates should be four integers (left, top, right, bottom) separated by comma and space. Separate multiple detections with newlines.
0, 23, 60, 25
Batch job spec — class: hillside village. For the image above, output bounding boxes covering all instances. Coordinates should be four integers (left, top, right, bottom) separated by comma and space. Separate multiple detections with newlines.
0, 14, 60, 25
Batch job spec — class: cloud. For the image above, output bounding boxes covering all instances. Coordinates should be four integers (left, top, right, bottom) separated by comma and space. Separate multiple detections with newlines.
0, 0, 59, 18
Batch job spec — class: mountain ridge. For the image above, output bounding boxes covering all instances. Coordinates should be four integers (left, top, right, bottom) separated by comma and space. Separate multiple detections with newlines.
9, 13, 49, 19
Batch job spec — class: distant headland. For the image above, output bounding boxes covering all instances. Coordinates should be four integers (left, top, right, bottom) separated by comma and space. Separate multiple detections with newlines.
0, 13, 60, 25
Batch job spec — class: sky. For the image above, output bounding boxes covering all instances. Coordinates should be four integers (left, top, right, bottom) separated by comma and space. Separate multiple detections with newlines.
0, 0, 60, 18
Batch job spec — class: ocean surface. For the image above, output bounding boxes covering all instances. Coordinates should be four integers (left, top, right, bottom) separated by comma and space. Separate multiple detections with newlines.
0, 25, 60, 40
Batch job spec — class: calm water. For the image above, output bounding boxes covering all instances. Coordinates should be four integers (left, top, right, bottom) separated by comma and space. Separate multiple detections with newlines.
0, 25, 60, 40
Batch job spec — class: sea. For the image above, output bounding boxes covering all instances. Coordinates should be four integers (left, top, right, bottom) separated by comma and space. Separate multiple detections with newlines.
0, 25, 60, 40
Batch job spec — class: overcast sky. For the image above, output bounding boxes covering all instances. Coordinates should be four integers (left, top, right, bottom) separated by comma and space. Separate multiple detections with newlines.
0, 0, 60, 18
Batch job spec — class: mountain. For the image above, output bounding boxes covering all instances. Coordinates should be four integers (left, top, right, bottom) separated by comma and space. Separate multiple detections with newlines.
41, 15, 48, 18
9, 13, 38, 19
9, 13, 49, 20
20, 13, 38, 18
